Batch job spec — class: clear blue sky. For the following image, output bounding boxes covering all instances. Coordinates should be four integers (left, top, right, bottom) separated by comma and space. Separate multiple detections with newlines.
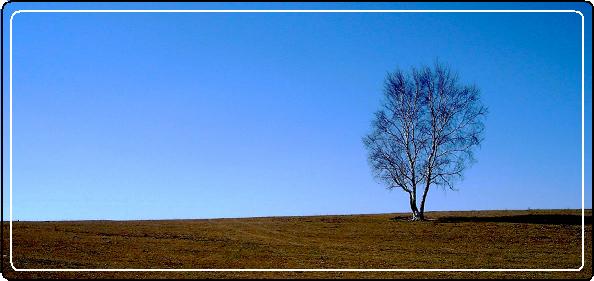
2, 2, 592, 220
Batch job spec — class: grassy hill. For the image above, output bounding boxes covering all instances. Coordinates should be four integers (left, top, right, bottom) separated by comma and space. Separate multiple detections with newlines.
2, 209, 592, 279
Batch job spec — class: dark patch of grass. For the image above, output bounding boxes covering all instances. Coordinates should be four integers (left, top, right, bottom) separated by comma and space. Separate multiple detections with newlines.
436, 214, 591, 225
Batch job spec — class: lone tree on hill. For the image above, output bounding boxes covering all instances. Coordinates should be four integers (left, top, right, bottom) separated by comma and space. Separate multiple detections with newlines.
363, 62, 487, 221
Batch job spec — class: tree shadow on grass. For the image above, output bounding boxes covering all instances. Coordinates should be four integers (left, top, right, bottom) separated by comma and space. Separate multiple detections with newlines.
435, 214, 591, 225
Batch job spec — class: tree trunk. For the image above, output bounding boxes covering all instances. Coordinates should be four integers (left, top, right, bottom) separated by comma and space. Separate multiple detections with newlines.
419, 181, 430, 221
408, 193, 421, 221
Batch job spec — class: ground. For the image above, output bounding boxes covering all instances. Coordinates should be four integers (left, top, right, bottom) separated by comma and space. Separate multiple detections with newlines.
1, 209, 592, 279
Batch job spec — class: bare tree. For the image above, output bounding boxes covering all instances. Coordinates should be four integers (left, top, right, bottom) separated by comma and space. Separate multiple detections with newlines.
363, 62, 487, 221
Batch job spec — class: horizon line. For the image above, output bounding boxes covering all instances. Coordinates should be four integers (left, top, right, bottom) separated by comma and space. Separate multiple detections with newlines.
6, 208, 591, 223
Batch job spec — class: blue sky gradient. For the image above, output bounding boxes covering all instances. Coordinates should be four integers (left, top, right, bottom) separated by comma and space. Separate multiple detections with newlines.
2, 2, 592, 220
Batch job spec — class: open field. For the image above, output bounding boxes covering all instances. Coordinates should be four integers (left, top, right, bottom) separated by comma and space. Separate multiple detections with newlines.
1, 209, 592, 279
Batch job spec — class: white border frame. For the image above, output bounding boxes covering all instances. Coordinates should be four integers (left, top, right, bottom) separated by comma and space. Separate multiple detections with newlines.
7, 9, 586, 272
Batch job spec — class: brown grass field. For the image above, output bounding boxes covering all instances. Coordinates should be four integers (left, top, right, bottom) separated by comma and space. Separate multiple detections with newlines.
1, 209, 592, 279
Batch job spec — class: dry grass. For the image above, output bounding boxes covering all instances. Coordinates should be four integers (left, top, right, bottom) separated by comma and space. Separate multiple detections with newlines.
1, 209, 591, 279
